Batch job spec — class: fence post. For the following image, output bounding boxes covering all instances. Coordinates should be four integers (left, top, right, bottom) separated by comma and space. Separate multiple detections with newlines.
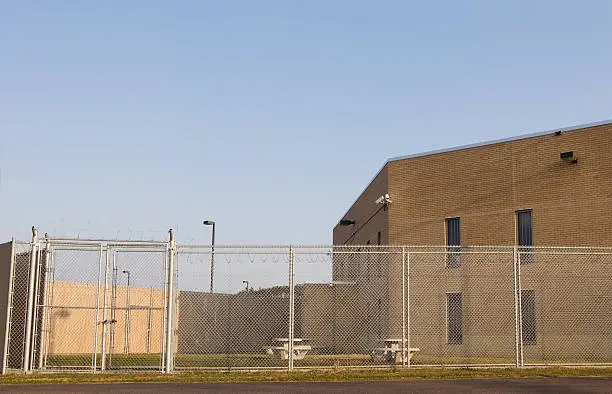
288, 247, 295, 371
92, 244, 104, 372
516, 249, 524, 368
23, 227, 38, 373
513, 246, 519, 368
36, 236, 51, 370
401, 247, 406, 367
406, 248, 411, 367
100, 246, 111, 372
164, 230, 177, 373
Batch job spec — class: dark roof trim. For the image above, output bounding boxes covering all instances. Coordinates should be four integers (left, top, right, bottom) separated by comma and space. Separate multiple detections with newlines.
335, 119, 612, 224
387, 119, 612, 163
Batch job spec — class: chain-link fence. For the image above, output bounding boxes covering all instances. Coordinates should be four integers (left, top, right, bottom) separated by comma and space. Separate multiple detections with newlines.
2, 236, 612, 373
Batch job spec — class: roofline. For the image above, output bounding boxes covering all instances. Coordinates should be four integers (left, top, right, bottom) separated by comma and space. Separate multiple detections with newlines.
335, 118, 612, 225
387, 118, 612, 163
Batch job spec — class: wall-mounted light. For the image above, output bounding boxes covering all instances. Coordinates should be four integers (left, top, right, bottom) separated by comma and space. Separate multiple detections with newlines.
375, 193, 392, 211
560, 151, 578, 164
339, 219, 355, 226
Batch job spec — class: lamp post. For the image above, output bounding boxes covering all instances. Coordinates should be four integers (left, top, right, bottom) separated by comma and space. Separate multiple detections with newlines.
203, 220, 216, 293
122, 270, 131, 354
242, 280, 249, 292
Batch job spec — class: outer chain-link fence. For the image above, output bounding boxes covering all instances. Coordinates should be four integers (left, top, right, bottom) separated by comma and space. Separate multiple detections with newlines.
2, 236, 611, 373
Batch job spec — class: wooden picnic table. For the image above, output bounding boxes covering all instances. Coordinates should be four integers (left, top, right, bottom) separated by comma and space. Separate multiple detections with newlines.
264, 338, 312, 360
371, 339, 420, 363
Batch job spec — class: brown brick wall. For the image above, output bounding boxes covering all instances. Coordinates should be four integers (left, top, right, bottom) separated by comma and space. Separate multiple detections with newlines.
387, 123, 612, 246
333, 121, 612, 362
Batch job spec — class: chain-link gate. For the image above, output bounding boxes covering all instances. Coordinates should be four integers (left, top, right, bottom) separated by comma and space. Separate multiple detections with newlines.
2, 230, 177, 373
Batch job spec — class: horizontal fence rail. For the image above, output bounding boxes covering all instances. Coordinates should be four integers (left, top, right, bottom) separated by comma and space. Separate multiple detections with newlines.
2, 237, 611, 373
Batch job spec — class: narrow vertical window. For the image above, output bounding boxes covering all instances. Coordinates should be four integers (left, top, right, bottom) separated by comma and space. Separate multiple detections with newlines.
521, 290, 536, 345
517, 210, 533, 264
446, 292, 462, 344
446, 217, 460, 267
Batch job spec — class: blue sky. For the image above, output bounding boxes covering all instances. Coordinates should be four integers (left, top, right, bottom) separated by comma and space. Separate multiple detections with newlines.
2, 0, 611, 245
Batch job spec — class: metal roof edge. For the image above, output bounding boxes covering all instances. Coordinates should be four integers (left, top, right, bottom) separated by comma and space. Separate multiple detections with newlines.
387, 118, 612, 163
335, 162, 390, 225
335, 118, 611, 227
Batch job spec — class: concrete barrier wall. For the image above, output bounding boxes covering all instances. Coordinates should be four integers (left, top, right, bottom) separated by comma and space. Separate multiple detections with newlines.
45, 282, 166, 355
0, 242, 12, 372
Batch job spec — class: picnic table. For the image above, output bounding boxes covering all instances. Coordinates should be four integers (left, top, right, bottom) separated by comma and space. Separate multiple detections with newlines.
371, 338, 420, 363
264, 338, 312, 360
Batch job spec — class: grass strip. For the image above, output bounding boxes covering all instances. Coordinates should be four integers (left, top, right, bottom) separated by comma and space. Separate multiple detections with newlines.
1, 367, 612, 385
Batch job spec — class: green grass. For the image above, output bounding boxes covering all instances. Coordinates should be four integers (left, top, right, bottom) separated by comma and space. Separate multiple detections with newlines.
1, 367, 612, 385
42, 353, 612, 370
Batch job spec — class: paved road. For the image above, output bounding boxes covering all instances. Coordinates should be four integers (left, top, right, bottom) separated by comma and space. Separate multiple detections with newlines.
1, 378, 611, 393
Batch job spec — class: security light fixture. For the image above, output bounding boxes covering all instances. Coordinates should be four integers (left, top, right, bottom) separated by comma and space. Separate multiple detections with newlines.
375, 193, 392, 211
339, 219, 355, 226
560, 151, 578, 164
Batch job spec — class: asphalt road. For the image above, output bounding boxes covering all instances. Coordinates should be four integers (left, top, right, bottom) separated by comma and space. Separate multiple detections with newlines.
1, 378, 611, 393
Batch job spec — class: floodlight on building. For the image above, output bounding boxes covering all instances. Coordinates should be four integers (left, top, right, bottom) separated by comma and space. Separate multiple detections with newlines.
375, 193, 392, 205
560, 151, 578, 164
339, 219, 355, 226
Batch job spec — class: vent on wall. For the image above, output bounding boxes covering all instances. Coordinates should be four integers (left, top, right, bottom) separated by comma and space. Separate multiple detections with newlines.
560, 151, 578, 164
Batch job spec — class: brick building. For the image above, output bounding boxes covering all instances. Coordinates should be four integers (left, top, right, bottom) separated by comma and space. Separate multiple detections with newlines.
334, 119, 612, 249
332, 120, 612, 363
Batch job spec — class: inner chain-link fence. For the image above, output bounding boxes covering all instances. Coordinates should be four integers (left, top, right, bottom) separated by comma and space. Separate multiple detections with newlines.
2, 237, 611, 373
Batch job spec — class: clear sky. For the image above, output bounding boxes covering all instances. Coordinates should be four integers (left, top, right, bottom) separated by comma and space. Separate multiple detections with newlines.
2, 0, 611, 246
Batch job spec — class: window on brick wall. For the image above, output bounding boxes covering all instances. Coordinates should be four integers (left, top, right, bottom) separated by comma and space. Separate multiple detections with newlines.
446, 217, 461, 267
517, 210, 533, 264
446, 292, 462, 344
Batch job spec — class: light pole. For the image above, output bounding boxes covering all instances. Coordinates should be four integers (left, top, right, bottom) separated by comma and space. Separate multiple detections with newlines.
122, 270, 131, 354
242, 280, 249, 292
203, 220, 216, 293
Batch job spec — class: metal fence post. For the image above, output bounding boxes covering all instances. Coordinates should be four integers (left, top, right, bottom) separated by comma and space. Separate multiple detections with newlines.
36, 236, 51, 370
288, 247, 295, 371
401, 247, 406, 367
406, 249, 411, 367
100, 246, 111, 372
23, 227, 39, 373
513, 246, 519, 368
92, 244, 104, 372
516, 249, 524, 368
164, 230, 176, 373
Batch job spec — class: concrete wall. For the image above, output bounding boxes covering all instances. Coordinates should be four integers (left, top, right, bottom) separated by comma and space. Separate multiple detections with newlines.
0, 242, 12, 373
43, 281, 166, 355
175, 286, 290, 354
